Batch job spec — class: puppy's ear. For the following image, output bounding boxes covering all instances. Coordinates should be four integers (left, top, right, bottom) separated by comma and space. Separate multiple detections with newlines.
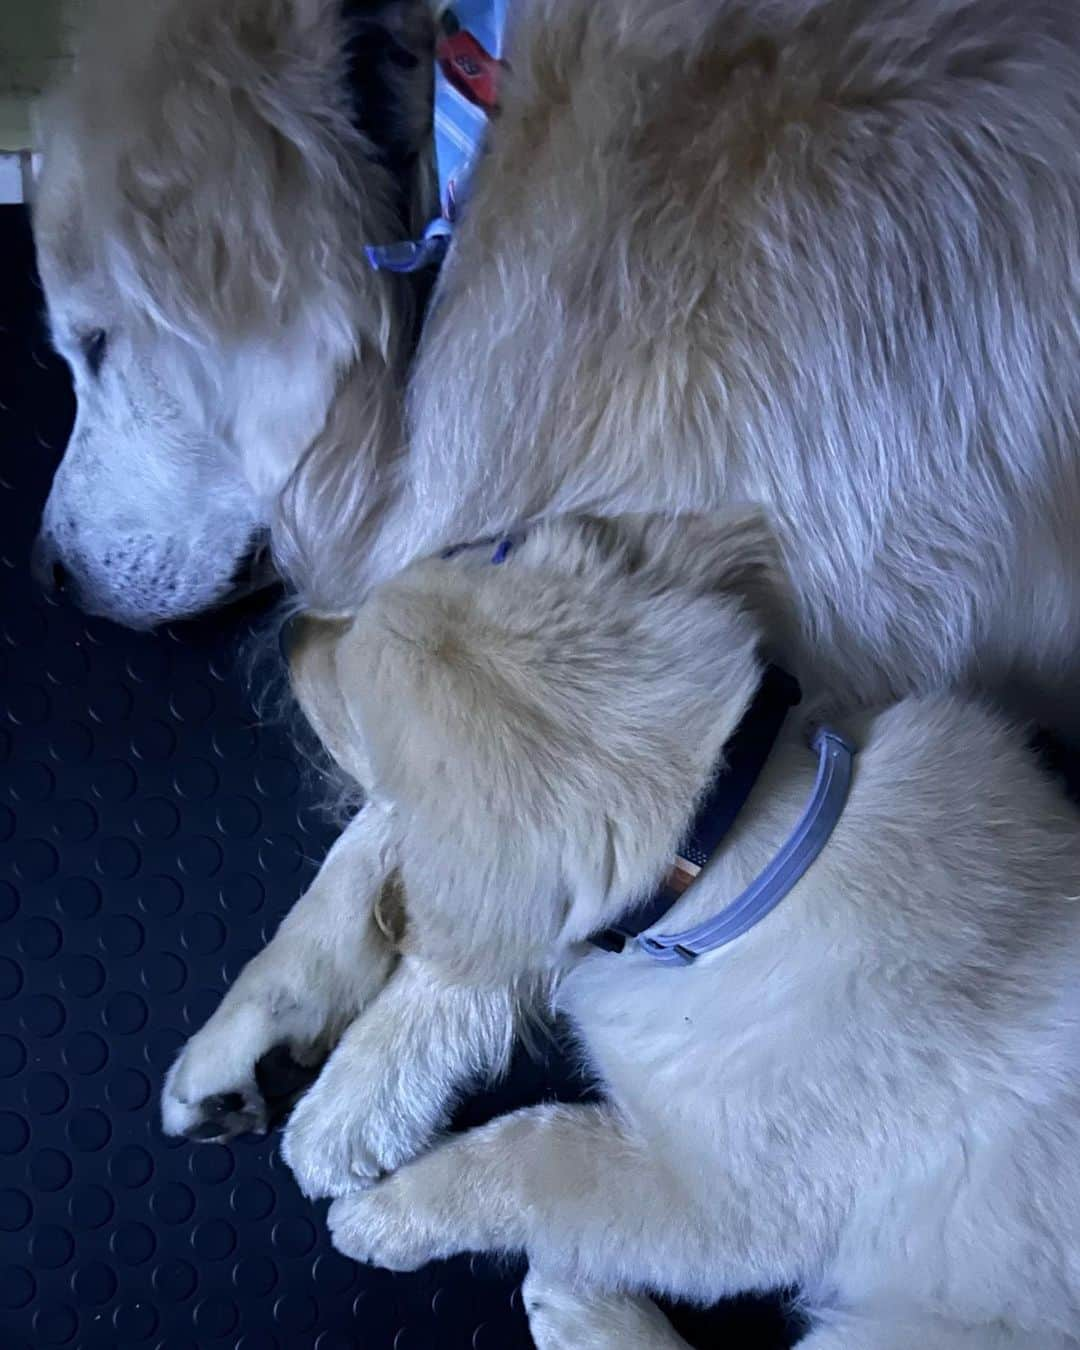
320, 571, 574, 977
327, 550, 764, 979
287, 614, 375, 787
605, 506, 795, 636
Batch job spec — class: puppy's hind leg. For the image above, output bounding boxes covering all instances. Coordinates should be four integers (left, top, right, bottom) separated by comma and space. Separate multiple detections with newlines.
327, 1102, 725, 1294
162, 803, 399, 1142
523, 1268, 694, 1350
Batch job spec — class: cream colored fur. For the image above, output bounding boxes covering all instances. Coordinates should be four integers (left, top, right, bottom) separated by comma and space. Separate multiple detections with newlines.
31, 0, 429, 624
167, 513, 1080, 1347
29, 0, 1080, 729
368, 0, 1080, 718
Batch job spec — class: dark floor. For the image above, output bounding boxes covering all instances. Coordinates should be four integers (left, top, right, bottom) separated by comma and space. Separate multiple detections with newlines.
0, 206, 802, 1349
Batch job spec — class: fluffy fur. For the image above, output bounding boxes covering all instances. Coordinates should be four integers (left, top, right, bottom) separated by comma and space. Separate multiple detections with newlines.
34, 0, 1080, 719
31, 0, 429, 625
167, 513, 1080, 1347
374, 0, 1080, 718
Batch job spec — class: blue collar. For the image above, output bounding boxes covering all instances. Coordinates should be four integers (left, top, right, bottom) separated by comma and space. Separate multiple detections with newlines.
589, 668, 856, 966
441, 533, 517, 563
366, 1, 509, 273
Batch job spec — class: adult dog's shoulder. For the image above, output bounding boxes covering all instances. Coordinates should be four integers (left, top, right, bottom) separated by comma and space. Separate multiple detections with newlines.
394, 0, 1080, 718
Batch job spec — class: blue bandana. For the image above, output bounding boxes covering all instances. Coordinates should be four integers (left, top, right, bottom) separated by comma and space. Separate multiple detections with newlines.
366, 1, 509, 272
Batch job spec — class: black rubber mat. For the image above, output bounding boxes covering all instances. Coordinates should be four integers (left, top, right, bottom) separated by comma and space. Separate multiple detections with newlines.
1, 206, 800, 1349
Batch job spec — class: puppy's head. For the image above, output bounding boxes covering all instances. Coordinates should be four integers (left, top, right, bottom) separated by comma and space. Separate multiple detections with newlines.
31, 0, 430, 627
290, 509, 789, 981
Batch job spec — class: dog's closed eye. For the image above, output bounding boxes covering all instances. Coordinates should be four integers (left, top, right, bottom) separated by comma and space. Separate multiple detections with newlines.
81, 329, 108, 377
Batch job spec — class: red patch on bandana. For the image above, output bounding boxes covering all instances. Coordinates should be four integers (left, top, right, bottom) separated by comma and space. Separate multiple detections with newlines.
437, 22, 501, 111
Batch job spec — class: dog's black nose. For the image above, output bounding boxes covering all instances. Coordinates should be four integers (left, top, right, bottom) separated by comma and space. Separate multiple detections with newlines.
30, 533, 69, 598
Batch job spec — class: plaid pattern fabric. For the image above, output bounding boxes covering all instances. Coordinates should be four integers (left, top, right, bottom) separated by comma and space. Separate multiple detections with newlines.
435, 0, 507, 220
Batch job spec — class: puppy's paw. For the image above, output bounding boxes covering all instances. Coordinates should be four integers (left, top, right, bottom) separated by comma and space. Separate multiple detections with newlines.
280, 1078, 385, 1200
523, 1270, 690, 1350
326, 1172, 449, 1272
280, 1048, 437, 1200
162, 999, 323, 1143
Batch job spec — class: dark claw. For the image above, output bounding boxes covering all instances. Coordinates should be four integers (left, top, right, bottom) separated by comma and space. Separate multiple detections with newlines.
186, 1120, 229, 1142
182, 1089, 265, 1144
180, 1047, 323, 1147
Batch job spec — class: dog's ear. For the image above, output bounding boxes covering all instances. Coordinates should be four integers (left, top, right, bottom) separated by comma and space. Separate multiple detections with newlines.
310, 569, 577, 977
319, 549, 763, 979
596, 506, 797, 646
273, 350, 405, 613
287, 613, 375, 787
57, 0, 413, 344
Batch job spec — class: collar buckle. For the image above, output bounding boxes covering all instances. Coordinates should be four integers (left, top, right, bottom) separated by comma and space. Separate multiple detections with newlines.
637, 936, 697, 965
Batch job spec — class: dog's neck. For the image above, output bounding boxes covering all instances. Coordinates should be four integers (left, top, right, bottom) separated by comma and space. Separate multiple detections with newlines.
588, 664, 802, 956
576, 661, 853, 969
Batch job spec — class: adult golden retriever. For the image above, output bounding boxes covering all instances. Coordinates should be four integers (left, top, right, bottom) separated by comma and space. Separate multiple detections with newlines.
31, 0, 1080, 719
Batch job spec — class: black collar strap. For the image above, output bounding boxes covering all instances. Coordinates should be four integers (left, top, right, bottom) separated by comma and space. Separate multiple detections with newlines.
589, 664, 802, 954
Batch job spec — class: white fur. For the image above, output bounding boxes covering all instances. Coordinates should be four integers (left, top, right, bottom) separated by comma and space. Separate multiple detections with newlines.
162, 803, 399, 1139
162, 681, 523, 1193
32, 0, 427, 624
244, 513, 1080, 1347
43, 6, 1080, 1338
281, 953, 519, 1197
523, 1268, 694, 1350
32, 0, 1080, 728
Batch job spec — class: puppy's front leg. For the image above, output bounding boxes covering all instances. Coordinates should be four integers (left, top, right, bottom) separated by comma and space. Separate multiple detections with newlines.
326, 1102, 713, 1294
162, 803, 398, 1141
281, 956, 520, 1199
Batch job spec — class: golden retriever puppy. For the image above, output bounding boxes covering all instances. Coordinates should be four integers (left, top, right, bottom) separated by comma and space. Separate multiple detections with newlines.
170, 512, 1080, 1348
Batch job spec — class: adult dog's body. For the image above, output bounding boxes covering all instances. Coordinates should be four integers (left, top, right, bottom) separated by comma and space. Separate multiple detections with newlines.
388, 0, 1080, 715
171, 514, 1080, 1347
31, 0, 1080, 717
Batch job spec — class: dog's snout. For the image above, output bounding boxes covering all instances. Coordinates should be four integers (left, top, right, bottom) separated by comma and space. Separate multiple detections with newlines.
30, 533, 71, 599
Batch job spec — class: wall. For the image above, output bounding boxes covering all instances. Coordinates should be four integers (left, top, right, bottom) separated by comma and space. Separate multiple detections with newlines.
0, 0, 76, 152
